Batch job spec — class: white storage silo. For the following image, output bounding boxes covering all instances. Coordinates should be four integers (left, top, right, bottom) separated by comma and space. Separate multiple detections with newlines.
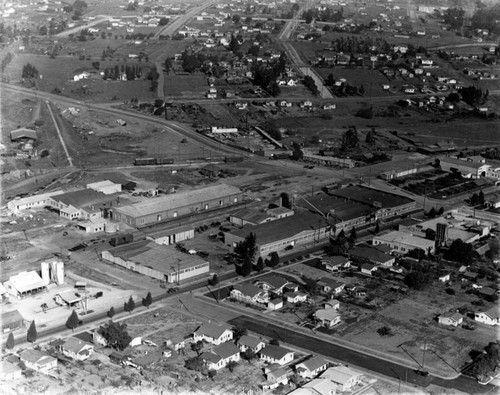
40, 261, 50, 285
55, 261, 65, 285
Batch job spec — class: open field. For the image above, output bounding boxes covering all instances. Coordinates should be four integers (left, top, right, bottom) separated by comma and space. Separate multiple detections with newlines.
163, 73, 209, 97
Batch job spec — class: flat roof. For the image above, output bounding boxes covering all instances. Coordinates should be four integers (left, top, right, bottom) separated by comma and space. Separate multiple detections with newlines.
146, 224, 194, 239
298, 194, 376, 220
226, 212, 332, 245
440, 156, 488, 170
8, 190, 65, 207
105, 240, 208, 273
374, 231, 435, 250
114, 184, 242, 218
329, 185, 414, 209
51, 189, 117, 208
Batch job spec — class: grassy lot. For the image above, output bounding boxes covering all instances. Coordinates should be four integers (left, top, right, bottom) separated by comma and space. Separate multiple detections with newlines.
164, 73, 209, 97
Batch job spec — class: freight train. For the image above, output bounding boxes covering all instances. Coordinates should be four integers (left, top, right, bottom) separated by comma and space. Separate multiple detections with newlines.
134, 156, 244, 165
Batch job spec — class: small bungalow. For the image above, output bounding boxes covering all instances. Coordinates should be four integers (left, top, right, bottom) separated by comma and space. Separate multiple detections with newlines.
361, 263, 377, 275
295, 355, 329, 379
193, 322, 233, 345
314, 309, 341, 328
285, 292, 308, 304
20, 349, 57, 374
322, 256, 350, 271
201, 342, 240, 371
318, 277, 345, 294
237, 334, 266, 353
475, 306, 500, 326
321, 366, 362, 391
62, 337, 94, 361
268, 298, 283, 311
438, 312, 463, 327
260, 344, 295, 366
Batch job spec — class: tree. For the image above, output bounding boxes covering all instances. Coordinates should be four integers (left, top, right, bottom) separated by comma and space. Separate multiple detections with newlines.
208, 273, 219, 286
349, 227, 357, 244
235, 233, 257, 262
191, 340, 204, 356
236, 255, 253, 276
366, 129, 376, 144
232, 14, 241, 24
107, 306, 115, 319
158, 17, 169, 26
254, 257, 264, 272
341, 127, 359, 151
232, 324, 247, 342
27, 321, 37, 343
66, 310, 80, 331
124, 296, 135, 313
374, 222, 380, 234
185, 356, 204, 371
22, 63, 39, 79
269, 338, 280, 346
404, 270, 433, 290
444, 239, 474, 264
227, 360, 238, 372
6, 332, 14, 349
266, 252, 280, 268
98, 321, 131, 350
407, 248, 426, 261
377, 326, 393, 336
242, 348, 257, 362
142, 292, 153, 309
207, 369, 217, 379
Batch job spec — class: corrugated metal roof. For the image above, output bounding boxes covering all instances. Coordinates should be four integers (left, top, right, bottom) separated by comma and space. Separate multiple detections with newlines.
114, 184, 241, 218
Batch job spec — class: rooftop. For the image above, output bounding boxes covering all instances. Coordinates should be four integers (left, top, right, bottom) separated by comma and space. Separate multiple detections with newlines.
195, 322, 232, 339
104, 240, 208, 273
315, 309, 341, 321
298, 355, 328, 372
374, 231, 435, 250
350, 245, 394, 264
227, 212, 333, 246
114, 184, 242, 218
297, 194, 376, 221
212, 342, 240, 359
8, 271, 46, 294
321, 366, 362, 384
238, 334, 263, 349
260, 344, 293, 360
440, 156, 488, 170
2, 309, 24, 325
63, 337, 92, 354
51, 188, 120, 209
231, 208, 273, 224
233, 283, 266, 298
254, 274, 290, 290
329, 185, 414, 209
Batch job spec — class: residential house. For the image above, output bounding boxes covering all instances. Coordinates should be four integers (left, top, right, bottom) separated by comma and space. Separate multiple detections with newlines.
193, 322, 233, 345
321, 366, 362, 391
295, 356, 329, 379
237, 335, 266, 353
318, 277, 345, 295
201, 342, 240, 371
230, 283, 269, 305
263, 365, 292, 389
315, 309, 341, 328
322, 256, 350, 271
297, 378, 337, 395
19, 349, 57, 374
361, 263, 377, 275
438, 273, 451, 283
438, 312, 463, 327
254, 275, 292, 295
62, 337, 94, 361
1, 361, 23, 380
475, 306, 500, 326
285, 292, 308, 304
324, 299, 340, 310
260, 344, 295, 365
268, 298, 283, 310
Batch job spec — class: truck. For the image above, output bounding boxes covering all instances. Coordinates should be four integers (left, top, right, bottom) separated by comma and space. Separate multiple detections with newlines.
109, 233, 134, 247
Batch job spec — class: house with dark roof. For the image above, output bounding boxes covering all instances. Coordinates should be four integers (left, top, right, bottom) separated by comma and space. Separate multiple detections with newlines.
262, 365, 293, 389
193, 322, 233, 345
62, 337, 94, 361
318, 277, 345, 294
285, 291, 308, 304
230, 283, 269, 305
201, 342, 240, 370
1, 309, 24, 332
321, 256, 351, 271
260, 344, 295, 365
295, 355, 329, 379
20, 349, 57, 373
349, 245, 396, 267
254, 275, 292, 295
361, 263, 377, 275
237, 335, 266, 353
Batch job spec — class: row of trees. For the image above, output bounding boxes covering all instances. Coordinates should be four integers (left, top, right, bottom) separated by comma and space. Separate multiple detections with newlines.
302, 7, 344, 23
102, 64, 144, 81
251, 54, 287, 97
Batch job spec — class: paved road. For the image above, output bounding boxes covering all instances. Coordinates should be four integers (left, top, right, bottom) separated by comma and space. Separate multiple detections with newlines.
45, 101, 74, 167
54, 15, 110, 38
229, 316, 493, 394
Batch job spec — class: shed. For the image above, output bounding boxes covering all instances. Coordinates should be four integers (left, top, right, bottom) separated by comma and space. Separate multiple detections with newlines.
2, 309, 25, 332
10, 128, 37, 141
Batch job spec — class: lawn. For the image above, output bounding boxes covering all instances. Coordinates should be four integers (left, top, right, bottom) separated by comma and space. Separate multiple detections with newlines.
163, 73, 209, 97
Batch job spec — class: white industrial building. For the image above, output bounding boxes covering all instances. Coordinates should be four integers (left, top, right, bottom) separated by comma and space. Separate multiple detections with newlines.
373, 231, 436, 255
7, 190, 64, 213
86, 180, 122, 195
